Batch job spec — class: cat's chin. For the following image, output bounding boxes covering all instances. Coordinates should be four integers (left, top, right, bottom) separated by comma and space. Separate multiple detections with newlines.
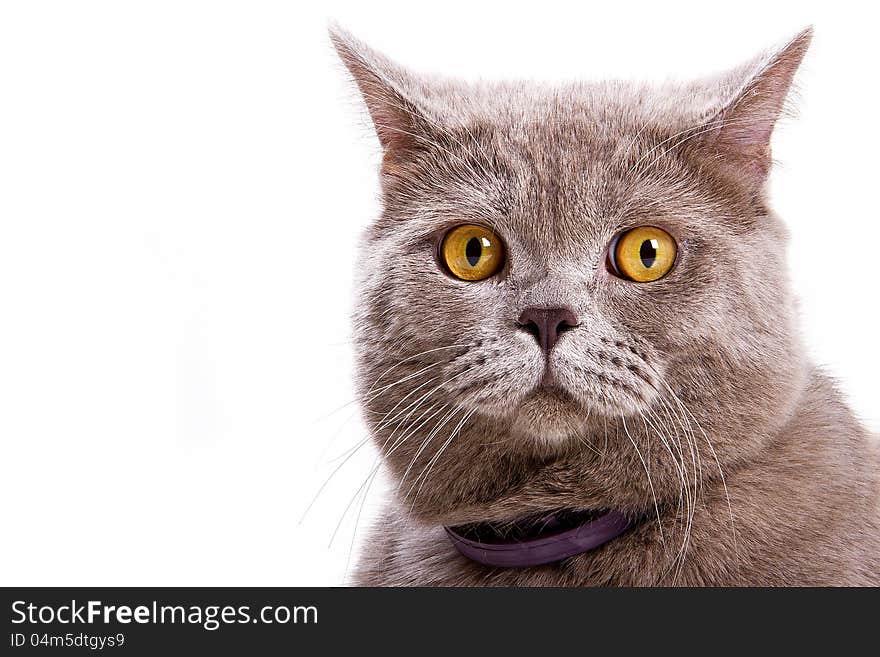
509, 387, 589, 446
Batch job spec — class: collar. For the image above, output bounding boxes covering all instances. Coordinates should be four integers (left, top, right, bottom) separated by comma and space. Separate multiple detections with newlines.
444, 509, 631, 569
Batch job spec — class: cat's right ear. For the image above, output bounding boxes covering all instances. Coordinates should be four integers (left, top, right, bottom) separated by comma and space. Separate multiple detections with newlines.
329, 25, 431, 169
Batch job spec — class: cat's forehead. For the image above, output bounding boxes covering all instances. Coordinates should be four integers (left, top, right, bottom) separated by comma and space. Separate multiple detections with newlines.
414, 82, 714, 248
443, 77, 725, 141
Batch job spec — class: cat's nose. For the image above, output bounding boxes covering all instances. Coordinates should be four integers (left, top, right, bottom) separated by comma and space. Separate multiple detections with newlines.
517, 307, 579, 354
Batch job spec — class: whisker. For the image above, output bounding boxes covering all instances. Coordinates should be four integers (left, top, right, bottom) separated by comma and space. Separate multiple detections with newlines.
639, 407, 689, 583
364, 344, 469, 397
408, 407, 476, 508
622, 415, 665, 547
645, 366, 738, 565
398, 405, 462, 490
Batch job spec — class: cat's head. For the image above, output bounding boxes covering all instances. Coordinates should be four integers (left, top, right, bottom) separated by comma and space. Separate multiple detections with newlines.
333, 27, 812, 521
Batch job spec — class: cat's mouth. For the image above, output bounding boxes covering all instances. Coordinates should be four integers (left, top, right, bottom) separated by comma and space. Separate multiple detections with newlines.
508, 384, 588, 443
444, 508, 632, 568
528, 384, 580, 408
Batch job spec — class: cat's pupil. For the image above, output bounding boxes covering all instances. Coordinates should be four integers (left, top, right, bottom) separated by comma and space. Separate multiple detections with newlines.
640, 239, 657, 269
465, 237, 482, 267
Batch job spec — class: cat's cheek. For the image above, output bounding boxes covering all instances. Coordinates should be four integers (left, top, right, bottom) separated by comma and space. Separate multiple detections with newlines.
440, 342, 545, 418
551, 354, 659, 419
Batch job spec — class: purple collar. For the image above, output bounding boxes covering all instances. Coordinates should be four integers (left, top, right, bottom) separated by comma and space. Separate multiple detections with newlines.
445, 509, 631, 569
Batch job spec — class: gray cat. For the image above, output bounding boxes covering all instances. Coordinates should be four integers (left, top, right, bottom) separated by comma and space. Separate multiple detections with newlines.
331, 25, 880, 585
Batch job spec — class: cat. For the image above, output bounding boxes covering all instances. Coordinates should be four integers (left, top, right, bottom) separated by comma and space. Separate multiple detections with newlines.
330, 25, 880, 585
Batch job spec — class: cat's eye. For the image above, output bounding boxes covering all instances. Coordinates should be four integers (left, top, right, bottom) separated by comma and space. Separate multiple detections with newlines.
440, 224, 505, 281
609, 226, 677, 282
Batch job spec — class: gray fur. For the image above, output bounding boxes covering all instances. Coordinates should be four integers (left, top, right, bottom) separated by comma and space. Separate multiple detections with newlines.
331, 26, 880, 585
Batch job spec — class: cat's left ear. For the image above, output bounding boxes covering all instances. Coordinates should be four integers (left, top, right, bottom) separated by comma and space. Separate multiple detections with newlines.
699, 27, 813, 187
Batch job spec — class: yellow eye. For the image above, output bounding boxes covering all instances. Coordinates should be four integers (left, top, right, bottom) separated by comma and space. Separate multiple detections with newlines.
440, 224, 505, 281
611, 226, 677, 282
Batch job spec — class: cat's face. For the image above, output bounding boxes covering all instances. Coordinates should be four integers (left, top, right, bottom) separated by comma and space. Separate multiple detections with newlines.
335, 29, 811, 519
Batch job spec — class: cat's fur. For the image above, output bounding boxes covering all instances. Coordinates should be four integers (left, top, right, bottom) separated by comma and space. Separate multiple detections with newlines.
331, 26, 880, 585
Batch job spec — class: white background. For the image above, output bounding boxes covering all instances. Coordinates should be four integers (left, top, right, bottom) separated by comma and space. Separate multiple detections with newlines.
0, 1, 876, 586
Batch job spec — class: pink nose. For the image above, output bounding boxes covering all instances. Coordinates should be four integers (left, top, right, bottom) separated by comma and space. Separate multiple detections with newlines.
517, 307, 579, 354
